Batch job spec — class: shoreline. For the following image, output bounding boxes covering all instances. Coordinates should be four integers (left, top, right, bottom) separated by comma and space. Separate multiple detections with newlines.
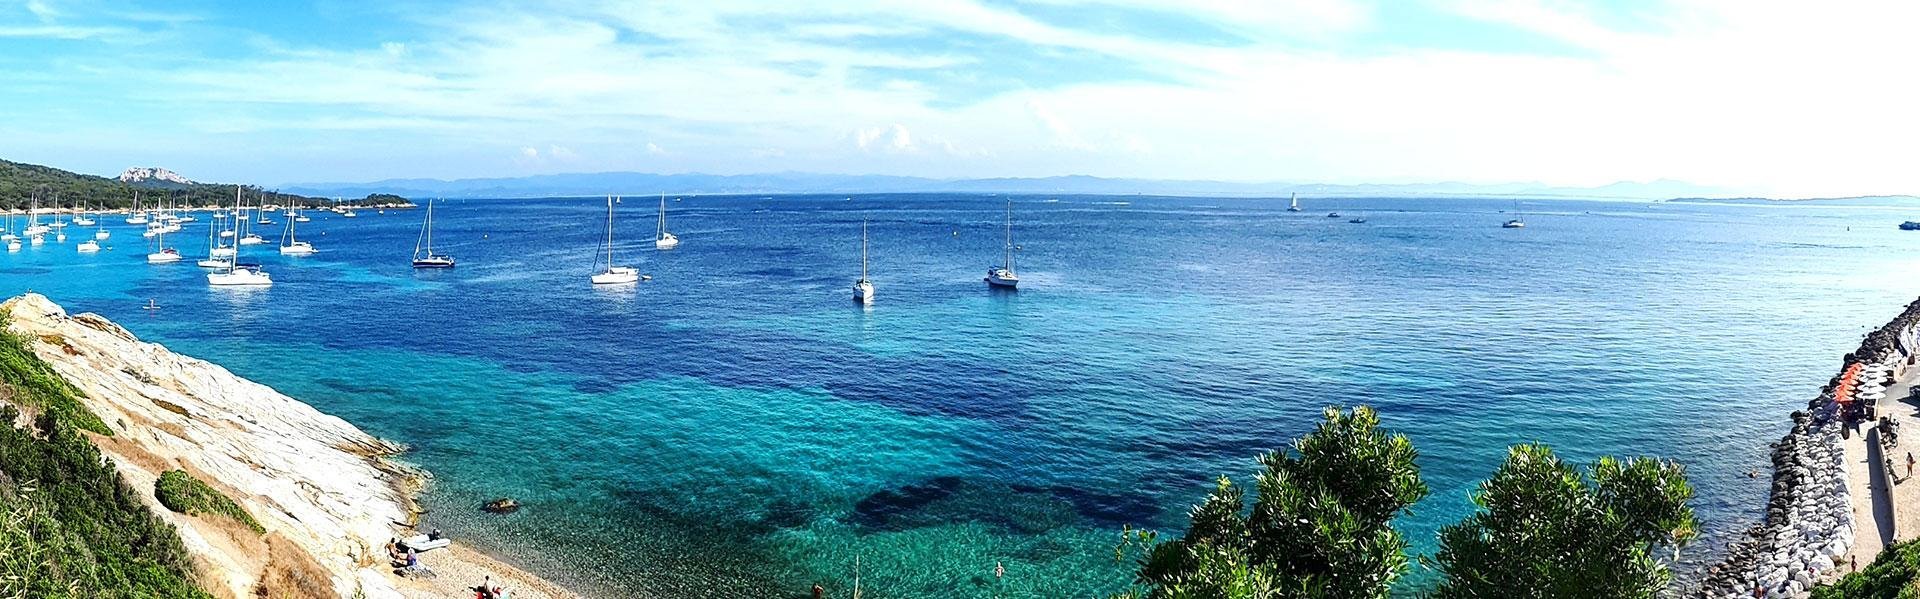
1, 293, 577, 599
1686, 296, 1920, 598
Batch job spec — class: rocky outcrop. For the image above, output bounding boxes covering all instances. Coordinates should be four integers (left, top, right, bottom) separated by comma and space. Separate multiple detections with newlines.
117, 166, 195, 185
1, 294, 416, 598
1687, 298, 1920, 598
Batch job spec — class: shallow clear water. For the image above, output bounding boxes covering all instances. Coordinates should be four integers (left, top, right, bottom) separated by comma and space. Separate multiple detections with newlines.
4, 196, 1919, 596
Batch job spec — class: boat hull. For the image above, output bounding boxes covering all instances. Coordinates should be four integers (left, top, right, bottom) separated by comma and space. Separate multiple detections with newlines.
412, 258, 456, 269
147, 252, 180, 264
208, 271, 272, 286
985, 269, 1019, 288
853, 281, 874, 303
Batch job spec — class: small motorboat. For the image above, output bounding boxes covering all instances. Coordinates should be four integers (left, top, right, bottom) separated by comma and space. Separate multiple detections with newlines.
400, 530, 451, 552
1326, 212, 1340, 218
1348, 217, 1367, 224
1901, 221, 1920, 231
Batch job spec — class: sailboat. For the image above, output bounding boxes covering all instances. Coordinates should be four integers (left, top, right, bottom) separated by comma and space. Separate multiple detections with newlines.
412, 199, 455, 268
985, 201, 1019, 288
239, 191, 266, 245
126, 192, 148, 225
655, 193, 679, 249
1288, 192, 1302, 212
198, 202, 235, 267
147, 224, 180, 263
208, 219, 270, 286
278, 207, 316, 255
591, 196, 642, 285
1503, 201, 1526, 228
23, 193, 48, 237
853, 220, 874, 304
71, 201, 95, 226
1, 210, 14, 242
48, 193, 66, 231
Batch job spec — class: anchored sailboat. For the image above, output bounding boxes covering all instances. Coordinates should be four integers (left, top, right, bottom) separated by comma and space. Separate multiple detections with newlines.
591, 196, 642, 285
146, 223, 180, 263
1288, 192, 1302, 212
412, 199, 455, 268
1503, 201, 1526, 229
985, 201, 1019, 288
853, 220, 874, 304
278, 206, 316, 255
655, 193, 679, 249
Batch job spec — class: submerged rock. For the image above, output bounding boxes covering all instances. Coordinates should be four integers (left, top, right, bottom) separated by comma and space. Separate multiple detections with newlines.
483, 497, 522, 514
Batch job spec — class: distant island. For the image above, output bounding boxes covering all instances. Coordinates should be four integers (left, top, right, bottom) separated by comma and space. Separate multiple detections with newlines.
0, 159, 407, 209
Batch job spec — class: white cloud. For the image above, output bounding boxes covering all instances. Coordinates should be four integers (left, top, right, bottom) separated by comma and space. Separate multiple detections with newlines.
11, 0, 1920, 196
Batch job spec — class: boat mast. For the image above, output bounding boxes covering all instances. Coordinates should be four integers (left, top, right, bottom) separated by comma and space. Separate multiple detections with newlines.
658, 193, 667, 239
860, 219, 869, 281
1002, 201, 1014, 274
605, 196, 617, 267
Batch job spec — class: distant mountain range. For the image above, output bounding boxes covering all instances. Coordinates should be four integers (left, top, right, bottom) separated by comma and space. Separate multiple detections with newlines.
282, 172, 1743, 200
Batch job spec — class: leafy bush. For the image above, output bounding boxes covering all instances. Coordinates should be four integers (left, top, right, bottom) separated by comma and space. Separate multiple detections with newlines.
0, 405, 211, 598
1114, 406, 1429, 599
1813, 537, 1920, 599
156, 470, 264, 534
1428, 444, 1697, 599
0, 312, 109, 435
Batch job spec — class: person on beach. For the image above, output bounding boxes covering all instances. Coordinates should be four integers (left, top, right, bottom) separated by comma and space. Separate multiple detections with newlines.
1907, 452, 1914, 479
813, 583, 825, 599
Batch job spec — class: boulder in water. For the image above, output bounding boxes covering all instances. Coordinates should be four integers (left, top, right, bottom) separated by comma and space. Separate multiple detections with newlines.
482, 497, 521, 514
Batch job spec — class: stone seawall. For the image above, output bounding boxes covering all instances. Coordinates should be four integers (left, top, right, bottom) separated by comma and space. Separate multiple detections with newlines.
1687, 298, 1920, 598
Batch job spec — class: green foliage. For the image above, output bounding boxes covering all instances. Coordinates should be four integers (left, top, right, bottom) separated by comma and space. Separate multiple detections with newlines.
155, 470, 264, 534
1813, 537, 1920, 599
1116, 406, 1429, 599
0, 311, 109, 435
0, 405, 211, 598
1428, 444, 1698, 599
0, 158, 387, 210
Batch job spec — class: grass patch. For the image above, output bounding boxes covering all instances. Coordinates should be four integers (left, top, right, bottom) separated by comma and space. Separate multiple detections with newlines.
1814, 538, 1920, 598
0, 310, 109, 435
156, 470, 264, 534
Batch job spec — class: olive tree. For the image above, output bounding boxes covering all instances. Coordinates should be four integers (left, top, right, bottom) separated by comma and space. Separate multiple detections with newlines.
1117, 406, 1428, 599
1428, 443, 1697, 599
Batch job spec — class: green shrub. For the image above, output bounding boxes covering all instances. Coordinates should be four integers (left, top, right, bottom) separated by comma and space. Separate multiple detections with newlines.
1813, 537, 1920, 599
155, 470, 264, 534
0, 405, 211, 598
0, 311, 110, 435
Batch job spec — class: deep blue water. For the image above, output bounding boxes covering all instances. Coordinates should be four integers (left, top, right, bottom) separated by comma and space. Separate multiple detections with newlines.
5, 195, 1919, 597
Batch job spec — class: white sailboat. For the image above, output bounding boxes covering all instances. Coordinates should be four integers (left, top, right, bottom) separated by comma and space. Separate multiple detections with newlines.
591, 196, 642, 285
278, 207, 315, 255
208, 219, 270, 286
238, 191, 266, 245
1503, 201, 1526, 228
985, 201, 1019, 288
23, 192, 48, 237
1288, 192, 1302, 212
72, 201, 95, 226
853, 220, 874, 304
655, 193, 679, 249
198, 203, 234, 267
146, 224, 180, 263
126, 192, 148, 225
411, 199, 454, 268
1, 210, 14, 242
48, 193, 66, 230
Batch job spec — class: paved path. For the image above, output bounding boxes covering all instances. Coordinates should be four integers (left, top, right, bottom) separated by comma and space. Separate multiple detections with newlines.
1831, 360, 1920, 581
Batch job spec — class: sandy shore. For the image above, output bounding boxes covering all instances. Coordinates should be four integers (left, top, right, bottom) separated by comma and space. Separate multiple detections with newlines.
2, 293, 577, 599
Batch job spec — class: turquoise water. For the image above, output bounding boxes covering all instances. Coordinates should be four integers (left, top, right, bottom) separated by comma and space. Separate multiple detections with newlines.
5, 196, 1919, 596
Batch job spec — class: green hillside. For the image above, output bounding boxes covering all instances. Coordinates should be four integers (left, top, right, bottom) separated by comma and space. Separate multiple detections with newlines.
0, 159, 403, 210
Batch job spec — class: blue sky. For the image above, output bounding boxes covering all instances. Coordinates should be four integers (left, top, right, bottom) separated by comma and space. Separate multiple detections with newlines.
2, 0, 1915, 196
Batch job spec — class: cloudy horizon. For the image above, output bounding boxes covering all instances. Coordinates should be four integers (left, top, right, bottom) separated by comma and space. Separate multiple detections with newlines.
3, 1, 1917, 197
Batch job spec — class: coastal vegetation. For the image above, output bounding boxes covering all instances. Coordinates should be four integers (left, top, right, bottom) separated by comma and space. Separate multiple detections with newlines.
0, 317, 108, 434
0, 411, 210, 598
1813, 537, 1920, 598
1114, 407, 1697, 598
0, 310, 211, 597
0, 157, 396, 210
156, 469, 265, 534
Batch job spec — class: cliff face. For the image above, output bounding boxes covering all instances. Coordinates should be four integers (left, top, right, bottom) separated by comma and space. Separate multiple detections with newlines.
1, 294, 415, 598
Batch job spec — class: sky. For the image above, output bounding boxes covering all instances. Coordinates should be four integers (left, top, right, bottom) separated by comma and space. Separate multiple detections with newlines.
1, 0, 1917, 197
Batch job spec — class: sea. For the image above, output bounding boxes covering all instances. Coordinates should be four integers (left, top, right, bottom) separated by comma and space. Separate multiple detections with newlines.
3, 195, 1918, 597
